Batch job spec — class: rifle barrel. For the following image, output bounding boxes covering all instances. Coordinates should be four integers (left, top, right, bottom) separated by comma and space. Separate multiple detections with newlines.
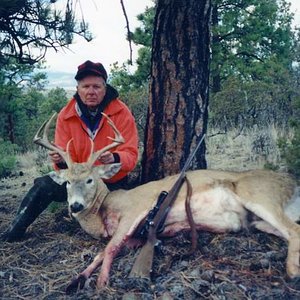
181, 134, 205, 173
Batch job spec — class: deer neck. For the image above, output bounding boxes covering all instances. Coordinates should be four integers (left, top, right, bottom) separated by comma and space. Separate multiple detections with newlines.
75, 186, 110, 239
90, 185, 110, 214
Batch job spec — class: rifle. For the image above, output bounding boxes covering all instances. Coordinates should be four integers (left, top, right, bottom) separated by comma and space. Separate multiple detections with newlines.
129, 134, 206, 279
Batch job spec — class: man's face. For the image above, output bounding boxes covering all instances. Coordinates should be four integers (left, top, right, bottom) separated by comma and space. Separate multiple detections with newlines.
77, 75, 106, 109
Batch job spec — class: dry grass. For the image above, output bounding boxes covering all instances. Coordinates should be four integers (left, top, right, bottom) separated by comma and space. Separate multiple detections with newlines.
206, 124, 289, 171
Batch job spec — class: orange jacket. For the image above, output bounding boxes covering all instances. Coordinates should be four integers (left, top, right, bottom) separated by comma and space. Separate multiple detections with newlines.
54, 97, 139, 183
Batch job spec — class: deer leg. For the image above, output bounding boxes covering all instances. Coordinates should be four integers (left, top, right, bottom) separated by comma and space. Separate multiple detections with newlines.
66, 251, 105, 294
287, 227, 300, 278
96, 235, 129, 288
246, 202, 300, 278
251, 220, 285, 238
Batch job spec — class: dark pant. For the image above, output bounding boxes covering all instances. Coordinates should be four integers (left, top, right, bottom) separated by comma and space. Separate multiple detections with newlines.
2, 174, 129, 241
105, 175, 129, 191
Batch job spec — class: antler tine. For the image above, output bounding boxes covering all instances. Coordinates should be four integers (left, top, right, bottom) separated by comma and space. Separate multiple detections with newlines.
33, 113, 57, 151
88, 113, 125, 166
33, 113, 70, 166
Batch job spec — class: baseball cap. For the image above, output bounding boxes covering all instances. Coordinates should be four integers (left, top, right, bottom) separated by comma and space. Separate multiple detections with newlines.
74, 60, 108, 81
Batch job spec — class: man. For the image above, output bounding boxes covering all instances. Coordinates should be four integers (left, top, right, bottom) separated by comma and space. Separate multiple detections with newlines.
2, 60, 139, 241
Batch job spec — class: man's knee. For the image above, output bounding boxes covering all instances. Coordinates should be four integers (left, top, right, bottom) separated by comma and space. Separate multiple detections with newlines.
33, 175, 67, 202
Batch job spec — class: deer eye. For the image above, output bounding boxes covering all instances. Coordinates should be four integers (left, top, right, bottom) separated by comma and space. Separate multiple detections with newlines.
86, 178, 93, 184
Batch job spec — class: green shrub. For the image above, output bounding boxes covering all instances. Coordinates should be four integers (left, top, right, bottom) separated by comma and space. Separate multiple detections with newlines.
0, 140, 18, 177
48, 202, 65, 213
263, 161, 279, 171
279, 93, 300, 177
39, 164, 53, 175
280, 131, 300, 177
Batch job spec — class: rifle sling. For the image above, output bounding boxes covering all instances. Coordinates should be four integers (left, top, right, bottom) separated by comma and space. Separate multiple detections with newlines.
184, 176, 198, 254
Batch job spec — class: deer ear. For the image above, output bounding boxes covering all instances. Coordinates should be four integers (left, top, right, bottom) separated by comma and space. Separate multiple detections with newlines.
96, 163, 122, 179
48, 170, 68, 185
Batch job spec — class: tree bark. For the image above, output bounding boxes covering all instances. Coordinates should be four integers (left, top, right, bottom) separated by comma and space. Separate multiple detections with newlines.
211, 2, 221, 94
7, 113, 15, 144
142, 0, 211, 183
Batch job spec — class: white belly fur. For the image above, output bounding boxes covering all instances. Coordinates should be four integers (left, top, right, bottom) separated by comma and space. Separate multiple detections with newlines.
164, 186, 247, 235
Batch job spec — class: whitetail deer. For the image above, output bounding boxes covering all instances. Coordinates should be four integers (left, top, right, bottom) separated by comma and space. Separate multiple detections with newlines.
34, 113, 300, 291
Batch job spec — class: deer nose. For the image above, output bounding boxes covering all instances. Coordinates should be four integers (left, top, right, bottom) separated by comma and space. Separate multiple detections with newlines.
70, 202, 84, 213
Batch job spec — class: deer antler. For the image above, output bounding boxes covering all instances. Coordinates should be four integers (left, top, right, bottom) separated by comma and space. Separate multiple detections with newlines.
88, 113, 125, 166
33, 112, 72, 167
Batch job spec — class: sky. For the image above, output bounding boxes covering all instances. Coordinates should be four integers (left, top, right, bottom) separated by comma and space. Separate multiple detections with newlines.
45, 0, 300, 89
290, 0, 300, 25
46, 0, 153, 88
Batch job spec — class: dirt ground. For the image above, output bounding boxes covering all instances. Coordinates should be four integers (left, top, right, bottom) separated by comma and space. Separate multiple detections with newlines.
1, 145, 300, 299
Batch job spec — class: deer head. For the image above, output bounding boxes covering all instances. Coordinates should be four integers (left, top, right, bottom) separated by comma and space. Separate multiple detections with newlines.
33, 112, 124, 216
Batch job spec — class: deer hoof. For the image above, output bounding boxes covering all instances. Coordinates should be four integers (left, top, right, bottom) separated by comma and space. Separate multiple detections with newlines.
66, 274, 87, 294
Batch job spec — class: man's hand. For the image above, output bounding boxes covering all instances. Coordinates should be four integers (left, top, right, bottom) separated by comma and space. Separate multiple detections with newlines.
98, 151, 115, 164
49, 151, 65, 164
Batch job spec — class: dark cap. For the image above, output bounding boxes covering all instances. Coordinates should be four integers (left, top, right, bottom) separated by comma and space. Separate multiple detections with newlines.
75, 60, 108, 81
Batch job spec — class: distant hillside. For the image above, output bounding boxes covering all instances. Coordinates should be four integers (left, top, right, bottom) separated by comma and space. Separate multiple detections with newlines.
46, 71, 75, 91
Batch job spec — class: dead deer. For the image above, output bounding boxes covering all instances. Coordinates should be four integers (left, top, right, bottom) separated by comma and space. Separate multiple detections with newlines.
34, 113, 300, 291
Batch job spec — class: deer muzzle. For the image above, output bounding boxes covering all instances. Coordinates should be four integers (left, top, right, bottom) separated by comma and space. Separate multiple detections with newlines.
70, 202, 84, 213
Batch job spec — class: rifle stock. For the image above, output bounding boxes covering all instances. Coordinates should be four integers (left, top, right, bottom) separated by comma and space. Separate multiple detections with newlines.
129, 227, 158, 278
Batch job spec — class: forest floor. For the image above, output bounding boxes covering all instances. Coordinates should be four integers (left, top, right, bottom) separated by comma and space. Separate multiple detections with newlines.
1, 129, 300, 300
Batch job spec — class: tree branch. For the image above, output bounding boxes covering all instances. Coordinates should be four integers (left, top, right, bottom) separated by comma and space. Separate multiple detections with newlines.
120, 0, 133, 65
236, 51, 264, 62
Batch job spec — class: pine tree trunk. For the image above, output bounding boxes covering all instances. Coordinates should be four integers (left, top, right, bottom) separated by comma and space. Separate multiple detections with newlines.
7, 114, 15, 144
211, 2, 221, 94
142, 0, 211, 183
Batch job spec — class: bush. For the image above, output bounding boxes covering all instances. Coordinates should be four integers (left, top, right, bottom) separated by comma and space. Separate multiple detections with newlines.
280, 131, 300, 177
279, 96, 300, 178
0, 139, 18, 177
279, 92, 300, 177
